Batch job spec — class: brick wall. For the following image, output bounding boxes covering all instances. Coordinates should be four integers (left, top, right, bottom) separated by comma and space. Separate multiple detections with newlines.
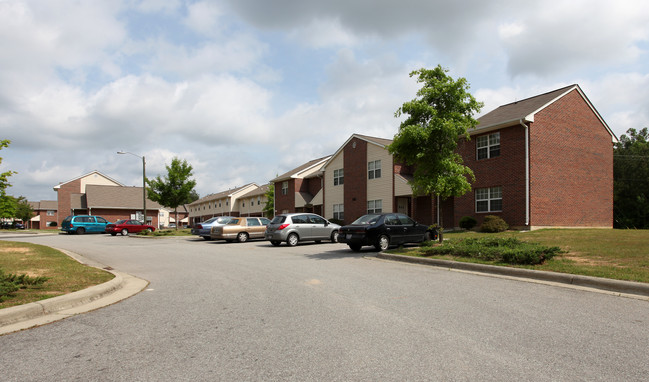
529, 89, 613, 227
274, 179, 294, 214
455, 125, 527, 228
56, 179, 81, 225
343, 137, 368, 223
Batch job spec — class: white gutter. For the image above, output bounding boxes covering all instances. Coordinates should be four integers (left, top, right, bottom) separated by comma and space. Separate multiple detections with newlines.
520, 119, 530, 226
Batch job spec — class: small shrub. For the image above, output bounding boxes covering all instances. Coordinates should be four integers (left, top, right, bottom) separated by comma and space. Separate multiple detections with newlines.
480, 215, 509, 233
423, 237, 561, 265
0, 268, 48, 302
459, 216, 478, 230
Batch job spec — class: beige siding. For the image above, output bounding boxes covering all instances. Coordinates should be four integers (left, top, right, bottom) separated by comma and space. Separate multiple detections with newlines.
80, 173, 121, 192
366, 144, 393, 212
324, 152, 344, 220
395, 175, 413, 196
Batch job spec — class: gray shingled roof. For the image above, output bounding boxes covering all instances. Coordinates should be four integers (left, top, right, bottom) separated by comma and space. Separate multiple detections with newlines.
28, 200, 57, 210
85, 185, 162, 209
241, 184, 270, 198
188, 183, 257, 205
272, 156, 331, 182
475, 84, 577, 129
354, 133, 393, 147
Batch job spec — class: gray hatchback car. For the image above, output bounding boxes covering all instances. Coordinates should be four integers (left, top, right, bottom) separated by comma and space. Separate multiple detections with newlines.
265, 213, 340, 247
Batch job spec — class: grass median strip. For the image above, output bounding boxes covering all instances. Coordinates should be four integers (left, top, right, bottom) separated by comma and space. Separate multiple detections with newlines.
392, 229, 649, 283
0, 240, 114, 309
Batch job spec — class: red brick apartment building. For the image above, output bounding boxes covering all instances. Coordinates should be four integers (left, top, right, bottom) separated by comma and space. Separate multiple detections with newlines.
272, 156, 331, 217
276, 84, 616, 229
49, 171, 177, 229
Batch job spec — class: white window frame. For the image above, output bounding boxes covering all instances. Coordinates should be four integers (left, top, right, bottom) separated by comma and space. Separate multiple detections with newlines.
333, 204, 344, 220
367, 199, 382, 214
333, 169, 344, 186
368, 160, 381, 179
476, 186, 502, 213
281, 181, 288, 195
477, 132, 500, 160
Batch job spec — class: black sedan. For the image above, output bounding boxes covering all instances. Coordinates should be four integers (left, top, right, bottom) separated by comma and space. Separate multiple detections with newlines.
338, 213, 438, 251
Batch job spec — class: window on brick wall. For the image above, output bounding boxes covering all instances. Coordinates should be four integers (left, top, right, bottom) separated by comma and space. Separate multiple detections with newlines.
368, 160, 381, 179
477, 132, 500, 160
333, 204, 344, 220
476, 187, 502, 212
367, 199, 382, 213
47, 210, 55, 216
334, 169, 344, 186
282, 181, 288, 195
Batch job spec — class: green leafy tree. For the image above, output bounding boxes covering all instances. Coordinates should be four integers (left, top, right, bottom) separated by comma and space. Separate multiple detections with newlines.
614, 127, 649, 228
388, 66, 483, 240
0, 140, 16, 193
0, 140, 17, 220
263, 183, 275, 218
146, 157, 197, 230
15, 196, 34, 227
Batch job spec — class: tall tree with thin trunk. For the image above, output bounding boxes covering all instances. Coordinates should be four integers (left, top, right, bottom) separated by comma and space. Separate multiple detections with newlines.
388, 66, 483, 240
146, 157, 197, 229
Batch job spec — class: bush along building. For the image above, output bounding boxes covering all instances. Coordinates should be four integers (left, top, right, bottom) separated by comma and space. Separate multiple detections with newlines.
276, 84, 615, 230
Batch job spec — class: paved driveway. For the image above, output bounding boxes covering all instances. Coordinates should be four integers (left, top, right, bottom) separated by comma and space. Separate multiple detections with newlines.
1, 234, 648, 381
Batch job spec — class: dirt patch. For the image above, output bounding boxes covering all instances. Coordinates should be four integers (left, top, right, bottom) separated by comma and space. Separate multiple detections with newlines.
0, 247, 32, 254
562, 252, 617, 267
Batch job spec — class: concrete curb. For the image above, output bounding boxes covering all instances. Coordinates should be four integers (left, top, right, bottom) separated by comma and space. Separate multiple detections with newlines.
376, 253, 649, 299
0, 249, 149, 335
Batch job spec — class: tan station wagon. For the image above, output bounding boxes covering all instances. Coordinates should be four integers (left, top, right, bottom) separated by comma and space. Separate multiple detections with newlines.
210, 217, 271, 242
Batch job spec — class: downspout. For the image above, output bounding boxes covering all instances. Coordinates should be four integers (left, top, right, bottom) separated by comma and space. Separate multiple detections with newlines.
520, 119, 530, 226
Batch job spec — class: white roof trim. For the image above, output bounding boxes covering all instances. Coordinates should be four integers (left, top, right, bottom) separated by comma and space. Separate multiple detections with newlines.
321, 134, 390, 171
53, 170, 125, 190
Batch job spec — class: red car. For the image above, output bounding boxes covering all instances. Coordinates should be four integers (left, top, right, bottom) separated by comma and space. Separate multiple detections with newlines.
106, 219, 156, 236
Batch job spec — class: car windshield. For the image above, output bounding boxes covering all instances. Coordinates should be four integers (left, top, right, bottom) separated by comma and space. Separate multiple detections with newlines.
351, 214, 381, 225
203, 217, 220, 224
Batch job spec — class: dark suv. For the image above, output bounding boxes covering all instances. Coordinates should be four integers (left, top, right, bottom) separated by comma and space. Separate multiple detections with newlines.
61, 215, 111, 234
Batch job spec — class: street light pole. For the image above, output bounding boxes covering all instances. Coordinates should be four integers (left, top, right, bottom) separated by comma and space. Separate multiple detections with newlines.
117, 151, 147, 224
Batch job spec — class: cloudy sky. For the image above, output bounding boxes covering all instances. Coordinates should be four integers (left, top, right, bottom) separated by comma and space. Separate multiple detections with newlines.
1, 0, 648, 201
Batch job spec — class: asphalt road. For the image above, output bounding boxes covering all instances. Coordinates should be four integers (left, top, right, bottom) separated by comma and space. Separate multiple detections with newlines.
1, 233, 648, 381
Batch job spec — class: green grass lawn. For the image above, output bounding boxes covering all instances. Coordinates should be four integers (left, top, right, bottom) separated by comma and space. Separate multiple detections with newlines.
0, 241, 114, 309
394, 229, 649, 283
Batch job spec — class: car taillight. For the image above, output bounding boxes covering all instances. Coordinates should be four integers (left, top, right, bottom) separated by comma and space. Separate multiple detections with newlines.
196, 224, 203, 229
277, 224, 290, 230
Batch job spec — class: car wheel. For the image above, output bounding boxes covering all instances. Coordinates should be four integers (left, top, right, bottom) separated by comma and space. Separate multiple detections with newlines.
331, 230, 339, 243
374, 235, 390, 251
121, 229, 129, 236
286, 233, 299, 247
76, 227, 85, 235
237, 232, 249, 243
270, 241, 281, 247
349, 244, 362, 252
110, 233, 117, 236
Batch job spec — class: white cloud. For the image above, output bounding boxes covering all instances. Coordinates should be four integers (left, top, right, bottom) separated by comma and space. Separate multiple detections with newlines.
183, 1, 223, 36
